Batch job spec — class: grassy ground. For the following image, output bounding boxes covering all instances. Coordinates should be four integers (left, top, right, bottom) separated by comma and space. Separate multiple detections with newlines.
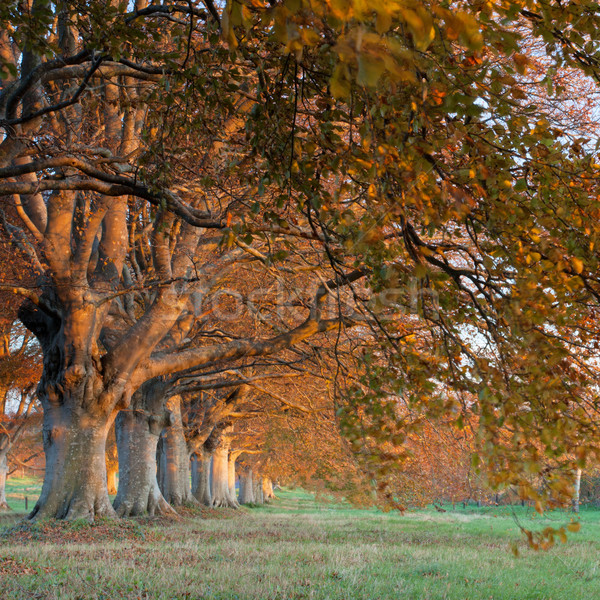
1, 479, 599, 599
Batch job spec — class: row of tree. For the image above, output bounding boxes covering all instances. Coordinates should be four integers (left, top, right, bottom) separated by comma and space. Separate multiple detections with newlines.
1, 0, 600, 531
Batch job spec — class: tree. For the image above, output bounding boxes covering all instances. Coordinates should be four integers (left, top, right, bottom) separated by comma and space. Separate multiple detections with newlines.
0, 309, 40, 510
242, 0, 600, 516
3, 0, 600, 528
113, 380, 174, 517
0, 1, 367, 519
0, 391, 36, 511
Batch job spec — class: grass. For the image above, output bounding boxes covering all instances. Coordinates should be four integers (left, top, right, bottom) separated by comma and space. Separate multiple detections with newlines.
1, 479, 599, 599
3, 473, 41, 513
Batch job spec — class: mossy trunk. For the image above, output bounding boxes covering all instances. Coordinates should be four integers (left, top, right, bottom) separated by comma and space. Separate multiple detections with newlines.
29, 404, 115, 520
192, 449, 212, 506
113, 409, 174, 517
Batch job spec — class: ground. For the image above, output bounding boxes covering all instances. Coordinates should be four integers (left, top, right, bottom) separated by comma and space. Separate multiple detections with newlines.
1, 477, 599, 599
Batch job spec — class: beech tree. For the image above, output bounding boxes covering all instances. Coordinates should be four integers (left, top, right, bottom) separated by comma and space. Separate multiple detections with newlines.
113, 380, 175, 516
0, 1, 368, 519
2, 0, 600, 533
243, 0, 600, 518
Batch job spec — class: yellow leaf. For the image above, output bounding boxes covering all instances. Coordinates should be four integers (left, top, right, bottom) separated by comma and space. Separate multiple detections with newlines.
455, 11, 483, 50
401, 7, 435, 52
414, 263, 428, 278
571, 257, 584, 274
330, 62, 351, 98
357, 53, 386, 87
375, 10, 392, 34
567, 521, 581, 533
221, 1, 239, 48
330, 0, 354, 20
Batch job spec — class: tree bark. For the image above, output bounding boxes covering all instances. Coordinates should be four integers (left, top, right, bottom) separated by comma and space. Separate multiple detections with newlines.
212, 439, 239, 508
573, 468, 583, 513
106, 428, 119, 496
107, 462, 118, 496
228, 452, 238, 501
113, 393, 175, 516
191, 449, 212, 506
0, 385, 9, 416
262, 477, 275, 502
238, 467, 255, 505
157, 396, 195, 505
253, 475, 264, 505
29, 404, 116, 520
190, 453, 199, 495
0, 449, 9, 511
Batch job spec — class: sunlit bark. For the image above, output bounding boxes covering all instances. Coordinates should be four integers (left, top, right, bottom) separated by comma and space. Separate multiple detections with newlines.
262, 477, 275, 502
157, 395, 195, 506
113, 382, 175, 516
211, 432, 239, 509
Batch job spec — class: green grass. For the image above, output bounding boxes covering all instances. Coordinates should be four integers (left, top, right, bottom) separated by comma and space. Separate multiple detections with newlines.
3, 474, 42, 513
1, 481, 599, 599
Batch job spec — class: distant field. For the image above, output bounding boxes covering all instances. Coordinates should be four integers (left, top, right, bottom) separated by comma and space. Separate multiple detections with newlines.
3, 474, 42, 513
1, 480, 599, 599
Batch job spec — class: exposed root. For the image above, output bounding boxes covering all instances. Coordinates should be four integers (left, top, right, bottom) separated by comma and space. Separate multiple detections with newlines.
29, 493, 117, 522
165, 493, 199, 507
114, 493, 177, 518
212, 497, 240, 509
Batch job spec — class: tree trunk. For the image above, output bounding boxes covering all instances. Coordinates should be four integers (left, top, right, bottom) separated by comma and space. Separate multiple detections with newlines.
191, 450, 212, 506
573, 468, 583, 513
262, 477, 275, 502
29, 404, 116, 520
212, 443, 239, 508
106, 425, 119, 496
157, 396, 195, 505
228, 453, 238, 501
191, 453, 199, 493
0, 385, 9, 416
0, 450, 9, 511
107, 463, 118, 496
113, 407, 174, 517
238, 471, 244, 502
238, 468, 255, 505
253, 474, 264, 505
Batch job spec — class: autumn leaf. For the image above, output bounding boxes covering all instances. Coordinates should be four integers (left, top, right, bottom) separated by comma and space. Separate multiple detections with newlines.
401, 7, 435, 52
